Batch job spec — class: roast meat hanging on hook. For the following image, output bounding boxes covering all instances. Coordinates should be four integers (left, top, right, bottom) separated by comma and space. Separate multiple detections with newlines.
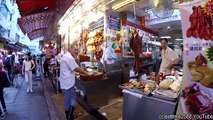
129, 29, 143, 75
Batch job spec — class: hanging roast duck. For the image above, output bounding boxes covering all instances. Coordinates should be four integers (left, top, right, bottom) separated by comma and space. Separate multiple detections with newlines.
79, 30, 90, 62
80, 30, 89, 54
129, 29, 143, 75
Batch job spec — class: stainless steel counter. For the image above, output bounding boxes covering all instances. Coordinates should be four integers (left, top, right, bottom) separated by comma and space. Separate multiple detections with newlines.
122, 89, 178, 120
75, 70, 123, 109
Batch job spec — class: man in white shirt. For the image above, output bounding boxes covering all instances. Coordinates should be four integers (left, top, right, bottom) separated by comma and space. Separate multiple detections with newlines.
14, 52, 19, 64
159, 38, 180, 75
59, 41, 92, 120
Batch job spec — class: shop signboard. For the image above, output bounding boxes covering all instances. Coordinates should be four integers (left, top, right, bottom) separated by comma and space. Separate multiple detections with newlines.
107, 28, 122, 54
145, 9, 181, 26
106, 15, 121, 54
108, 15, 120, 31
177, 0, 213, 118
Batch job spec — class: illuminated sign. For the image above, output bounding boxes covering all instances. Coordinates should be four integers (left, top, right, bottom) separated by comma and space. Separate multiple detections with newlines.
145, 9, 181, 26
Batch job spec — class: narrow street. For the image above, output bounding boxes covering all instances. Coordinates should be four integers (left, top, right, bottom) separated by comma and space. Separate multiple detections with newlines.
3, 75, 51, 120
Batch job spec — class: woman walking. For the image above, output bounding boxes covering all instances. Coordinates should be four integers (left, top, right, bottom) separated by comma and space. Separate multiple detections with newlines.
0, 62, 8, 119
22, 53, 35, 93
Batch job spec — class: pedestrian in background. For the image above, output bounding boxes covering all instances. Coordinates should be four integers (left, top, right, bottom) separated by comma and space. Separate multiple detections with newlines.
4, 51, 13, 85
0, 62, 8, 119
14, 52, 19, 65
31, 55, 37, 76
1, 52, 6, 65
43, 57, 50, 78
41, 54, 46, 74
12, 61, 19, 88
22, 53, 36, 93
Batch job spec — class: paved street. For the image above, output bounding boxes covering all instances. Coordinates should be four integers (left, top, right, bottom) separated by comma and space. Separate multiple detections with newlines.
3, 76, 51, 120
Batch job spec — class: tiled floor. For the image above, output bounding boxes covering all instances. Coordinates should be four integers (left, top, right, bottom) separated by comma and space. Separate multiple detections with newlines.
98, 98, 123, 120
3, 76, 51, 120
53, 93, 88, 119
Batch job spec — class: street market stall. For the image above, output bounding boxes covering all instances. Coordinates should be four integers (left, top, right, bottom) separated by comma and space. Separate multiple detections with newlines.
57, 0, 122, 109
57, 0, 185, 119
114, 0, 184, 119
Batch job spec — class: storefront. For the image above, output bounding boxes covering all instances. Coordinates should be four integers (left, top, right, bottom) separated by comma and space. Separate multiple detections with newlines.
115, 1, 184, 119
54, 0, 213, 119
57, 0, 123, 110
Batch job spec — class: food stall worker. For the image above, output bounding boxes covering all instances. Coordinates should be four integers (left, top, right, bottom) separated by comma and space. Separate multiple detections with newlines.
159, 38, 180, 75
59, 41, 93, 120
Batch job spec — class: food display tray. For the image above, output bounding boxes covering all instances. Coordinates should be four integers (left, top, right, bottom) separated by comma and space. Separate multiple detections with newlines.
119, 85, 151, 96
152, 88, 179, 102
119, 80, 158, 96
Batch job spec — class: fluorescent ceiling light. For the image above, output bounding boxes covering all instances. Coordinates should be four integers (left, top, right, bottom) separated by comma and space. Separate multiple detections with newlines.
106, 0, 115, 5
175, 39, 183, 41
160, 36, 171, 39
112, 0, 135, 10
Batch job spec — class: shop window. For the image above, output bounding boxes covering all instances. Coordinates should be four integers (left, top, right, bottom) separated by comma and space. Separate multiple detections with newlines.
0, 4, 9, 18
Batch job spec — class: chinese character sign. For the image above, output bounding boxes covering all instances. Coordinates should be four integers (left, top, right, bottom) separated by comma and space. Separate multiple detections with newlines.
178, 0, 213, 115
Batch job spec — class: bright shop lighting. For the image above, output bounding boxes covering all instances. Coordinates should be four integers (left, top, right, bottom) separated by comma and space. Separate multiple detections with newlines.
44, 7, 48, 9
58, 0, 81, 25
58, 0, 98, 26
58, 22, 69, 35
112, 0, 135, 10
83, 0, 93, 11
106, 0, 115, 5
175, 39, 183, 41
154, 0, 160, 8
160, 36, 171, 39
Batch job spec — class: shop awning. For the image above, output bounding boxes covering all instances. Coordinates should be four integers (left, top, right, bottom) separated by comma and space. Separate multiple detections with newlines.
15, 42, 30, 50
16, 0, 56, 16
4, 43, 20, 51
18, 11, 55, 37
16, 0, 56, 41
4, 42, 30, 51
